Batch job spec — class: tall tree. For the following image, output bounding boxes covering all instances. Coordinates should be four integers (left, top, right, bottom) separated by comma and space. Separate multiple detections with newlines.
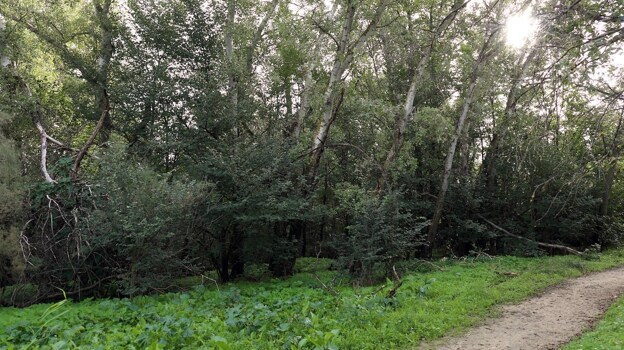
427, 16, 501, 245
379, 0, 469, 191
309, 0, 390, 179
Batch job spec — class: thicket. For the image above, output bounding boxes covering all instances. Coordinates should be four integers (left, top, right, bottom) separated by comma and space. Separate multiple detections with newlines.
0, 0, 622, 305
0, 112, 24, 303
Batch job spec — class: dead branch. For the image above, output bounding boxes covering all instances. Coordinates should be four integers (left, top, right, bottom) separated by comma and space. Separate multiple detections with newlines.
35, 120, 56, 184
496, 271, 519, 277
314, 273, 339, 296
23, 273, 124, 306
477, 214, 585, 256
386, 266, 403, 298
415, 259, 445, 271
18, 219, 35, 266
201, 274, 220, 292
71, 92, 110, 179
45, 133, 79, 152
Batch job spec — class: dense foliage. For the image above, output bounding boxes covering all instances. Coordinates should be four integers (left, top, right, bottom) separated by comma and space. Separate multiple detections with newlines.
0, 0, 622, 304
3, 252, 624, 349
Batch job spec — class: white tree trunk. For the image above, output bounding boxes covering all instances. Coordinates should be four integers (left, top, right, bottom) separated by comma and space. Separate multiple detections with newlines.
310, 0, 390, 176
428, 30, 498, 244
380, 0, 468, 191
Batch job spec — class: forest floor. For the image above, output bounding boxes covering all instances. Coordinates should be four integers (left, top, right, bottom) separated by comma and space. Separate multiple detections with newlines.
5, 254, 624, 349
425, 265, 624, 350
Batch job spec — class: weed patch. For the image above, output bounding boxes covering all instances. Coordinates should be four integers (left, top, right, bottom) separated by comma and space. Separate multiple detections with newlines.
2, 251, 624, 349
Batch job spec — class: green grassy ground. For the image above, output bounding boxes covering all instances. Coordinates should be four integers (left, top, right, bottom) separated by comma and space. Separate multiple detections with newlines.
2, 250, 624, 349
563, 294, 624, 350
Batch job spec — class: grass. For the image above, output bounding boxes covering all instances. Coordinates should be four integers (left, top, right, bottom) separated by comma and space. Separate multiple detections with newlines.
2, 250, 624, 349
563, 294, 624, 350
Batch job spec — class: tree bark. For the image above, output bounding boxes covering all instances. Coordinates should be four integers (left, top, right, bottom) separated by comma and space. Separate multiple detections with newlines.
379, 0, 469, 191
310, 0, 390, 178
428, 30, 498, 245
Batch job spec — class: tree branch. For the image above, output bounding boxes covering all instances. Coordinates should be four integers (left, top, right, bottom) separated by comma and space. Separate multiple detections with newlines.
71, 92, 110, 179
477, 214, 585, 256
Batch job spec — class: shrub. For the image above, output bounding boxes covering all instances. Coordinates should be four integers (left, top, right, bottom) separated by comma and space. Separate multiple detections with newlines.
335, 186, 428, 282
82, 145, 205, 295
0, 113, 25, 299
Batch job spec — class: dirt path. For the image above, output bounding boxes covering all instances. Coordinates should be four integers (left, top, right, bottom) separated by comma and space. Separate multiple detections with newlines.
425, 266, 624, 350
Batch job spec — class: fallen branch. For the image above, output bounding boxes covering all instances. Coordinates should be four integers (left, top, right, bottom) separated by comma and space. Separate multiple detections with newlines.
477, 214, 585, 256
314, 273, 339, 296
201, 274, 220, 292
415, 259, 445, 271
386, 266, 403, 298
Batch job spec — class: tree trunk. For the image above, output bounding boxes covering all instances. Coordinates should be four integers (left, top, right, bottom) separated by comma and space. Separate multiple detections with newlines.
310, 0, 390, 179
292, 2, 338, 139
428, 30, 498, 246
245, 0, 278, 75
599, 163, 617, 217
225, 0, 238, 121
379, 0, 468, 191
93, 0, 114, 144
482, 47, 537, 193
600, 111, 623, 216
72, 93, 110, 179
458, 120, 471, 178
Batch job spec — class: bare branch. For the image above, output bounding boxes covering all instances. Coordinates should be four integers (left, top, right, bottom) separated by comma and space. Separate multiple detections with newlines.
477, 214, 585, 256
34, 120, 56, 184
71, 92, 110, 179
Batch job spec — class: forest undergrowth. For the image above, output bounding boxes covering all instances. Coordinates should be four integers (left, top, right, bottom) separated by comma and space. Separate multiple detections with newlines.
3, 251, 624, 349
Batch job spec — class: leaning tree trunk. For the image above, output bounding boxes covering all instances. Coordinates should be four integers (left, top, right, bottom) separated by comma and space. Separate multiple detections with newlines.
379, 0, 468, 192
309, 0, 390, 181
427, 30, 498, 247
599, 112, 623, 217
482, 46, 538, 194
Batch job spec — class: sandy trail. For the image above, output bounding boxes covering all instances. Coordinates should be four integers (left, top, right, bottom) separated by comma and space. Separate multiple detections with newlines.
425, 266, 624, 350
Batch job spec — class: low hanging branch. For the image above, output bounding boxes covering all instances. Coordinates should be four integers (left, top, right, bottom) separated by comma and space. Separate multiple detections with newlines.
34, 118, 80, 184
71, 91, 110, 179
477, 214, 585, 256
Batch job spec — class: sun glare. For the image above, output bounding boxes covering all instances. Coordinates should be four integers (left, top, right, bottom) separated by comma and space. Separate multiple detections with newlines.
505, 9, 539, 49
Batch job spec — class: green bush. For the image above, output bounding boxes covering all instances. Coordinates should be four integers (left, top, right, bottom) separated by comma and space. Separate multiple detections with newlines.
335, 186, 428, 282
82, 145, 206, 295
0, 112, 25, 296
295, 258, 334, 273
